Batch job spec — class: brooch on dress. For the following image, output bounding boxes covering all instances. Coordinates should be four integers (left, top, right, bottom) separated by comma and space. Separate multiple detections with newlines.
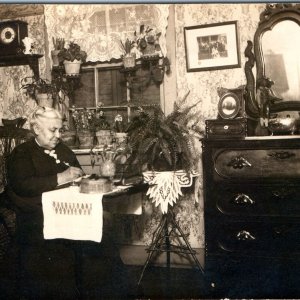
44, 149, 70, 167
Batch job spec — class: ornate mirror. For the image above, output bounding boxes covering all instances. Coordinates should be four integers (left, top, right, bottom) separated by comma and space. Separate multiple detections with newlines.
245, 3, 300, 134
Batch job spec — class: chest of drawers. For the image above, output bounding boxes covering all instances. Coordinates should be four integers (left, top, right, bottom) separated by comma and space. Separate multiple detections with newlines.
202, 137, 300, 289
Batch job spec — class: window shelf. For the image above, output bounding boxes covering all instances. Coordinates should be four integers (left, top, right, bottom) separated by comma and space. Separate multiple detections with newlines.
69, 103, 159, 111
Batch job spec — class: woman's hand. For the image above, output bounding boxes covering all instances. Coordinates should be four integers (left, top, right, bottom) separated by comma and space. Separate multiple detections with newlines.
57, 167, 84, 185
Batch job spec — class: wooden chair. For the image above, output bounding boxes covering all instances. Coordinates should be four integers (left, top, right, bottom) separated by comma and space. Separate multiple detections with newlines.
0, 126, 32, 260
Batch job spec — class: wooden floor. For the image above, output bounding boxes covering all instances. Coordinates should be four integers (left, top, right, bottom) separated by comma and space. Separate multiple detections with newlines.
1, 245, 300, 299
0, 244, 207, 300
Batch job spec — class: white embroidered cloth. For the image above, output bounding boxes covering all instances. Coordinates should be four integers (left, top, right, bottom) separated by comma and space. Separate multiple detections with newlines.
143, 170, 199, 214
42, 186, 103, 243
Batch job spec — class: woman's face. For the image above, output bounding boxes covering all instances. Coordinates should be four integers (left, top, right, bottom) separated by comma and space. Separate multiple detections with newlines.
34, 117, 62, 150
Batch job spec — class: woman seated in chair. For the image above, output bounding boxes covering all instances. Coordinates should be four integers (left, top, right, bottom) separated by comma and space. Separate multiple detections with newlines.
6, 106, 127, 299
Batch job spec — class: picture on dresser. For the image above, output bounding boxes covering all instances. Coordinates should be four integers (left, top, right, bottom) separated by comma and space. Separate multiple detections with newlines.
184, 21, 241, 72
217, 86, 245, 119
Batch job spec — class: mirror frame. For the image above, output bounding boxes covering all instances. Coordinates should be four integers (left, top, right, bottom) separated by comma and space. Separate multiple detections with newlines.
245, 3, 300, 120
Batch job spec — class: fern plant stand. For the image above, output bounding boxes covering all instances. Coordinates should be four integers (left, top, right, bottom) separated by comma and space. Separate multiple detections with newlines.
137, 170, 204, 286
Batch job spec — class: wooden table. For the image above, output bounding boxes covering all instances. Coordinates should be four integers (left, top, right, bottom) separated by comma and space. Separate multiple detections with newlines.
69, 182, 148, 298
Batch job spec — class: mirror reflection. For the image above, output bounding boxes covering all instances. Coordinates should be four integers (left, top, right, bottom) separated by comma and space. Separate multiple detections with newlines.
262, 20, 300, 101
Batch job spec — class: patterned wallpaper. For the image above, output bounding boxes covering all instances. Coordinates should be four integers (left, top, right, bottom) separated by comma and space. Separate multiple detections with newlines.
0, 4, 267, 249
170, 3, 266, 248
175, 3, 264, 123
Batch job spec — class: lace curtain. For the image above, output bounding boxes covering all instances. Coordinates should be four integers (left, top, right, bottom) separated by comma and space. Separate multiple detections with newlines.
44, 4, 169, 63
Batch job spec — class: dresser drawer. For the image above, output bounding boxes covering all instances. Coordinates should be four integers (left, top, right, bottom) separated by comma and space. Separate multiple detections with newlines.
207, 221, 300, 256
214, 148, 300, 179
212, 185, 300, 217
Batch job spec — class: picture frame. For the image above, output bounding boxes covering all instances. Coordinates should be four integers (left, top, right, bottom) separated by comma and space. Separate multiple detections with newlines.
184, 21, 241, 72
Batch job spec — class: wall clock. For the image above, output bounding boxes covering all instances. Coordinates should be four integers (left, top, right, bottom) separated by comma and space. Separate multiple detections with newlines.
0, 20, 28, 56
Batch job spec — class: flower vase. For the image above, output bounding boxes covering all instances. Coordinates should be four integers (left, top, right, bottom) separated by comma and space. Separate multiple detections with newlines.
100, 152, 116, 178
22, 37, 34, 55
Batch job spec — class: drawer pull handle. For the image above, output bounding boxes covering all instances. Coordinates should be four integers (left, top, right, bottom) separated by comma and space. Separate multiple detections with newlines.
233, 193, 255, 205
236, 230, 256, 241
268, 151, 295, 160
227, 156, 252, 169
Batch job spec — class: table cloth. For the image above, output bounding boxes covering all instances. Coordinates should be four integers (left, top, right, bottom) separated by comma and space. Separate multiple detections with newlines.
42, 185, 143, 242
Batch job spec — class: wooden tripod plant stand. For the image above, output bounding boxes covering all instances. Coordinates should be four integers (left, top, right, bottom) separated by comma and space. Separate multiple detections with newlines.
138, 170, 204, 286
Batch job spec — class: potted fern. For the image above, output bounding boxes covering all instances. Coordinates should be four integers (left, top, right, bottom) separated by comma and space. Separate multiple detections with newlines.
58, 41, 87, 75
125, 94, 203, 214
125, 93, 201, 173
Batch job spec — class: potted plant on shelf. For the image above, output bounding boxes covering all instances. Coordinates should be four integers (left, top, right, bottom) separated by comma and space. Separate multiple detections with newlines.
135, 25, 162, 58
113, 114, 128, 149
60, 116, 77, 148
92, 109, 112, 147
70, 106, 95, 149
125, 92, 203, 213
58, 41, 87, 75
51, 37, 65, 67
20, 76, 55, 107
120, 38, 136, 68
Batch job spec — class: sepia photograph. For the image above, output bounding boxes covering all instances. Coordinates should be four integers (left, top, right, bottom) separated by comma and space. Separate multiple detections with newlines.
184, 21, 240, 72
0, 2, 299, 300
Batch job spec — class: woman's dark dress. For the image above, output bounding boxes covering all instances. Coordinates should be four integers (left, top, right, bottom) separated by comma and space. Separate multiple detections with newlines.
6, 138, 127, 299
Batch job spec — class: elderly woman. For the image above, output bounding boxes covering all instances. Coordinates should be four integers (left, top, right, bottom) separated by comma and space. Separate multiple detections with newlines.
7, 106, 84, 298
6, 106, 127, 299
7, 106, 83, 242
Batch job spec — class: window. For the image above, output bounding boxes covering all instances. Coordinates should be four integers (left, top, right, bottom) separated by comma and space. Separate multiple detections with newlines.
71, 62, 162, 124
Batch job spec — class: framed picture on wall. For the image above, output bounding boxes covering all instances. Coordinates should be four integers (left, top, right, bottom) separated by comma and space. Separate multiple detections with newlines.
184, 21, 241, 72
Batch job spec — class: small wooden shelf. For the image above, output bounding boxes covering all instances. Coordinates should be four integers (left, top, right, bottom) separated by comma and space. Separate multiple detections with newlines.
0, 54, 43, 78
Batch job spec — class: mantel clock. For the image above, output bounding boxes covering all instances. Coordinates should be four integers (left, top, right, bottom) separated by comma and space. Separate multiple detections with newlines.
0, 20, 28, 56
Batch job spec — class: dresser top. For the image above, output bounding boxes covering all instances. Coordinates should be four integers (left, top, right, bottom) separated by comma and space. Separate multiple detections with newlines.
202, 135, 300, 148
245, 135, 300, 140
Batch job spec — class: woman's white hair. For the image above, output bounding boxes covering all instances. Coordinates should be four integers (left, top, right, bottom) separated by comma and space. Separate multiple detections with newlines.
30, 106, 62, 131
